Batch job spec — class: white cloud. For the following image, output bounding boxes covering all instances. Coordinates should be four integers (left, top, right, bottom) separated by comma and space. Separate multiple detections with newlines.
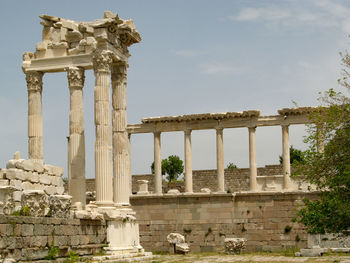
175, 50, 200, 57
200, 63, 242, 74
230, 1, 350, 33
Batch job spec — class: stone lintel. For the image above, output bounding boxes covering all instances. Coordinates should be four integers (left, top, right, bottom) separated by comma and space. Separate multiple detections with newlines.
127, 114, 313, 134
23, 46, 128, 73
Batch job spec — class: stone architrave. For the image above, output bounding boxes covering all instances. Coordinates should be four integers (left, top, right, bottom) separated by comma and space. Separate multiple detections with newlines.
216, 128, 225, 192
112, 63, 131, 206
282, 125, 292, 190
248, 127, 258, 191
48, 194, 72, 218
67, 67, 86, 206
21, 190, 47, 217
154, 131, 162, 194
26, 71, 44, 164
184, 130, 193, 193
92, 50, 114, 207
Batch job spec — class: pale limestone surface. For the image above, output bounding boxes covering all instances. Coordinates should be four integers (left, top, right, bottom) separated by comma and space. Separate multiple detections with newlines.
224, 238, 247, 254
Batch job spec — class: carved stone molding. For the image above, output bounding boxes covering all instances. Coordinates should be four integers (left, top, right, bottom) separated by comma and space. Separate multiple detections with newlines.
0, 186, 16, 215
49, 195, 72, 218
111, 63, 127, 84
25, 71, 44, 92
67, 67, 85, 88
21, 190, 47, 217
92, 50, 113, 73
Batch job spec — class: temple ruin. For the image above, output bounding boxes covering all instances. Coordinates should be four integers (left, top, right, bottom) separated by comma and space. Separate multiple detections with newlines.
0, 10, 334, 262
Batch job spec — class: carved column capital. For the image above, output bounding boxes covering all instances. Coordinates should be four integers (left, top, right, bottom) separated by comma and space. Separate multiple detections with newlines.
111, 62, 128, 82
92, 50, 113, 73
67, 67, 85, 88
25, 71, 43, 92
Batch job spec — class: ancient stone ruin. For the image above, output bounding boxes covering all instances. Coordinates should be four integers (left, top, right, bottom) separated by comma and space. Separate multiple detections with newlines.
0, 9, 343, 263
0, 11, 152, 262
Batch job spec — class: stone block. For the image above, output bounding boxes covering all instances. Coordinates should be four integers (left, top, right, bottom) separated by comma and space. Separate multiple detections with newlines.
21, 224, 34, 236
51, 176, 63, 186
0, 179, 9, 186
21, 181, 34, 190
33, 162, 44, 173
13, 191, 22, 202
10, 180, 22, 190
56, 187, 65, 195
6, 159, 17, 169
27, 171, 39, 183
43, 165, 64, 177
39, 174, 51, 185
6, 169, 23, 180
44, 185, 57, 195
54, 235, 69, 246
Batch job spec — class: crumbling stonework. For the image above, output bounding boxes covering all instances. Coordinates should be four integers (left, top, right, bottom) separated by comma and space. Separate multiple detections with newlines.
0, 216, 107, 261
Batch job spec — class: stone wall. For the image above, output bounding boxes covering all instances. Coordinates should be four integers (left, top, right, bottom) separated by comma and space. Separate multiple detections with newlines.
130, 165, 283, 193
131, 191, 318, 253
0, 215, 107, 261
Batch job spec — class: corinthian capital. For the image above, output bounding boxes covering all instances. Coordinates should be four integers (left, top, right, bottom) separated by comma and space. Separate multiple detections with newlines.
92, 50, 113, 73
67, 67, 85, 87
111, 62, 128, 84
25, 71, 43, 92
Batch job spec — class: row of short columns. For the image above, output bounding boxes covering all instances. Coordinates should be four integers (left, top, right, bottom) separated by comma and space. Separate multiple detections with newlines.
25, 50, 131, 208
152, 125, 297, 194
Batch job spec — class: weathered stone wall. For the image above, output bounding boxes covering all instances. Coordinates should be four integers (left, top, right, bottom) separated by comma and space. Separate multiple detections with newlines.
130, 165, 283, 193
0, 215, 107, 261
131, 191, 317, 253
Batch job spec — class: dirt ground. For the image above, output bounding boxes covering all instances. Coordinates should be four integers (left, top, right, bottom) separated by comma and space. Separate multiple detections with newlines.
143, 252, 350, 263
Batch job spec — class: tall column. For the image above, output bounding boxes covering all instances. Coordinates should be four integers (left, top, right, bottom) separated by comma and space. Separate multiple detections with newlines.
216, 128, 225, 192
93, 50, 113, 207
249, 127, 258, 191
112, 63, 131, 206
154, 131, 162, 194
282, 125, 292, 190
184, 129, 193, 193
26, 71, 44, 164
67, 67, 86, 206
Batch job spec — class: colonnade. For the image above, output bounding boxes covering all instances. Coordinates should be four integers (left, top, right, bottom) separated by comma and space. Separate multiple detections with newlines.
25, 50, 131, 208
151, 125, 305, 194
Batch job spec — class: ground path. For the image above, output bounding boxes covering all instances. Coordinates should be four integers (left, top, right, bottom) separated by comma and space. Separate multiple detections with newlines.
143, 253, 350, 263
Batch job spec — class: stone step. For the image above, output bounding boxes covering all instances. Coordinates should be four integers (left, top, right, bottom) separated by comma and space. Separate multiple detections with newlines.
92, 252, 152, 263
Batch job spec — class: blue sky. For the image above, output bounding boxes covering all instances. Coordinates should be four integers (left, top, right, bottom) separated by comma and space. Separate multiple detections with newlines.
0, 0, 349, 178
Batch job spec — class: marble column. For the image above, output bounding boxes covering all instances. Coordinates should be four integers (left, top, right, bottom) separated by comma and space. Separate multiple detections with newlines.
112, 63, 131, 206
67, 67, 86, 206
92, 50, 113, 207
26, 71, 44, 164
154, 131, 162, 194
184, 129, 193, 193
248, 127, 258, 191
282, 125, 292, 190
216, 128, 225, 192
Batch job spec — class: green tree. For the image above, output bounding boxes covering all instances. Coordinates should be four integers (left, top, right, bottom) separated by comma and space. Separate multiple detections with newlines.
279, 145, 305, 165
293, 52, 350, 235
151, 155, 184, 183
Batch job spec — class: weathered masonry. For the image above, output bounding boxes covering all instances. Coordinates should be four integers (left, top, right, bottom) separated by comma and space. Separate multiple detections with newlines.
0, 11, 152, 262
127, 107, 325, 194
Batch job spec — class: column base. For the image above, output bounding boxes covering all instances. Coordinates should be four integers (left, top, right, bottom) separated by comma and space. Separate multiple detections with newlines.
95, 200, 115, 208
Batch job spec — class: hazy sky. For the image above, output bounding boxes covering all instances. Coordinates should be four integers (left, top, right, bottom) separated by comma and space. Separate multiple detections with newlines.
0, 0, 349, 178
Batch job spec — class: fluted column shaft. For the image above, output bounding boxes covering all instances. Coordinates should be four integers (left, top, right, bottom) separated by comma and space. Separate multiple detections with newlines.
216, 128, 225, 192
154, 132, 162, 194
184, 130, 193, 193
282, 125, 292, 190
112, 63, 131, 206
26, 71, 44, 164
93, 50, 113, 206
67, 67, 86, 206
249, 127, 258, 191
